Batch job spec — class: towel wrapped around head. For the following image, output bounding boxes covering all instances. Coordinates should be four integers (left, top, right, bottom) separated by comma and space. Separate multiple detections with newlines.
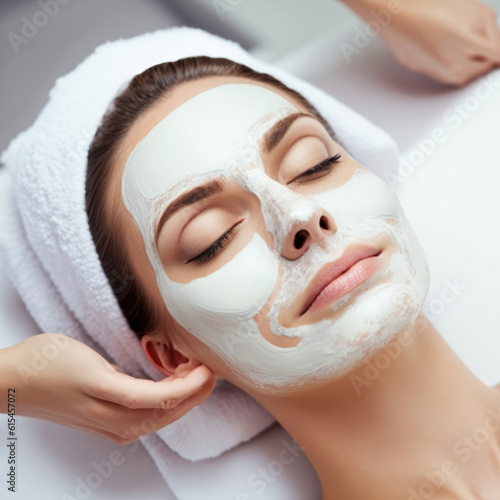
0, 27, 399, 466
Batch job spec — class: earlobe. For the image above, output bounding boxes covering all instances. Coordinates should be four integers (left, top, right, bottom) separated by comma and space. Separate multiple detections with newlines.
141, 334, 198, 377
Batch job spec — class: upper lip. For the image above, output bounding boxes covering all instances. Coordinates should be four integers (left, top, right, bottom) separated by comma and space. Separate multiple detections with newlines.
300, 245, 382, 315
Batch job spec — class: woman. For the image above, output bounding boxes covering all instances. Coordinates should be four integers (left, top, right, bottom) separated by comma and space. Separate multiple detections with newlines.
2, 0, 499, 454
85, 56, 500, 499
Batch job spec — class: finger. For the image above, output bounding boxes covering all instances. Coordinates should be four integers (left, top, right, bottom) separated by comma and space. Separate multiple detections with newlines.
461, 59, 496, 84
482, 9, 500, 63
161, 375, 218, 425
132, 375, 218, 435
472, 4, 500, 63
90, 364, 217, 410
430, 57, 494, 86
87, 376, 218, 440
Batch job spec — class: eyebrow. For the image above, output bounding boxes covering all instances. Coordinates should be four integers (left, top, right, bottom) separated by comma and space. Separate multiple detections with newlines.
155, 112, 316, 245
154, 178, 226, 246
262, 112, 315, 154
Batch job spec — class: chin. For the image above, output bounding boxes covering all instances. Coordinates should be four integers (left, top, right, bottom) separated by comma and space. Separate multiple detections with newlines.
231, 219, 431, 396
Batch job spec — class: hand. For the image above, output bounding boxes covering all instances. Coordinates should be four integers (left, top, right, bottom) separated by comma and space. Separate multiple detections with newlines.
3, 333, 217, 444
376, 0, 500, 85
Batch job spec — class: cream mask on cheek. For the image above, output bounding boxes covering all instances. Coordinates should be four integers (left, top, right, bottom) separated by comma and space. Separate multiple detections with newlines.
122, 83, 430, 393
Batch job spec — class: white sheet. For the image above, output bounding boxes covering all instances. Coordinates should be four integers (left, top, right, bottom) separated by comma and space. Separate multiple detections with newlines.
1, 39, 499, 500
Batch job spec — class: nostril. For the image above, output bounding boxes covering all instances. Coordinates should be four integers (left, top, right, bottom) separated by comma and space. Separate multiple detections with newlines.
319, 216, 329, 230
294, 230, 309, 249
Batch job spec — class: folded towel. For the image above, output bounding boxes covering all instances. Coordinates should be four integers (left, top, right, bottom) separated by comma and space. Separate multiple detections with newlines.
0, 26, 399, 474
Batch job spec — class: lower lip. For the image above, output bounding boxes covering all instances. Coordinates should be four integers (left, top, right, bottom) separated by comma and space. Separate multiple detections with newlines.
307, 253, 382, 314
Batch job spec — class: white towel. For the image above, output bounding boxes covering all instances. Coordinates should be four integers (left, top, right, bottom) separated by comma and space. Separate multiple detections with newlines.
0, 26, 399, 482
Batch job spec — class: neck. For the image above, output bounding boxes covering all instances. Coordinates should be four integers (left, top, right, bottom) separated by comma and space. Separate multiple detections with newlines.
248, 314, 500, 500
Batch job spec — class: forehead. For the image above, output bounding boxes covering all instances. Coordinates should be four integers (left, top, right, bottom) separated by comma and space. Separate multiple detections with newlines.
122, 83, 300, 200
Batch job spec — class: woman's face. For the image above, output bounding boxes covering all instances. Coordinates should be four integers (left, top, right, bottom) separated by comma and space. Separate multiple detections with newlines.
115, 76, 430, 394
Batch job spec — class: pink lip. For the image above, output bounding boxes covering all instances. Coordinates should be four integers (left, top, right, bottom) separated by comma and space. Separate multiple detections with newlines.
301, 246, 382, 315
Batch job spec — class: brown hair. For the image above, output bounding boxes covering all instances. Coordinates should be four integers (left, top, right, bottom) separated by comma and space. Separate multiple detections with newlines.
85, 56, 334, 339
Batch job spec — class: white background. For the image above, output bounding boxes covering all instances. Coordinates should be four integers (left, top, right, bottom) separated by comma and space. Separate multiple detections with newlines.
1, 2, 500, 499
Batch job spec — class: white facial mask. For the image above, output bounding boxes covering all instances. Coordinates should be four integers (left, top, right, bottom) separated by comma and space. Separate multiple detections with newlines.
122, 83, 430, 393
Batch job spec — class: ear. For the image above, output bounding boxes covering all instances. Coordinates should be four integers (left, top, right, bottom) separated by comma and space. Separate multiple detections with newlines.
140, 333, 200, 378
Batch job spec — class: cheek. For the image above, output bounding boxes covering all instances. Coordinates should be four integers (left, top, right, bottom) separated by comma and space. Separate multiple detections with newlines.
313, 169, 429, 299
312, 168, 401, 220
156, 233, 279, 349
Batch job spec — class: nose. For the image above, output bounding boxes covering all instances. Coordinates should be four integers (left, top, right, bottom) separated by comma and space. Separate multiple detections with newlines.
281, 204, 336, 260
239, 169, 336, 260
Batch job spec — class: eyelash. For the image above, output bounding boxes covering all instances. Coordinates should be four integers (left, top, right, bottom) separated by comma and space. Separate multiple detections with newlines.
186, 153, 342, 265
186, 225, 237, 265
291, 153, 342, 184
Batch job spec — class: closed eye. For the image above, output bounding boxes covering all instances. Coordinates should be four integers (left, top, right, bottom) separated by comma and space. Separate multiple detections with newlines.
186, 223, 240, 265
288, 153, 342, 185
184, 154, 341, 264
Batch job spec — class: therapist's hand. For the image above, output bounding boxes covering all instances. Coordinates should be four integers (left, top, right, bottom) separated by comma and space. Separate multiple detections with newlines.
344, 0, 500, 85
1, 333, 217, 444
381, 0, 500, 85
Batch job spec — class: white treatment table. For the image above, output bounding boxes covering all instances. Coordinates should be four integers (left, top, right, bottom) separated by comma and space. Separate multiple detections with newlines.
1, 33, 499, 500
